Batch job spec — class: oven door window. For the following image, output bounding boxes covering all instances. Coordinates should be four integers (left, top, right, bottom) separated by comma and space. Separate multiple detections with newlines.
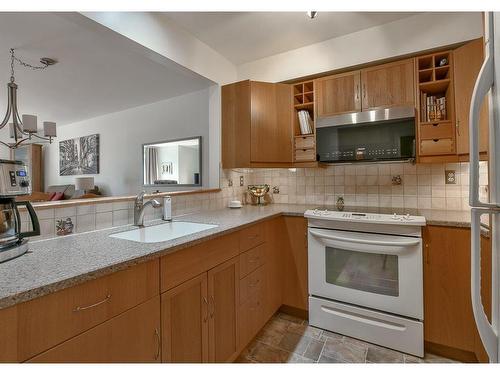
325, 247, 399, 297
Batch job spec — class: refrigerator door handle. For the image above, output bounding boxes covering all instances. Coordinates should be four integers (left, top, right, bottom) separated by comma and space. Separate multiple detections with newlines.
471, 208, 498, 362
469, 12, 497, 208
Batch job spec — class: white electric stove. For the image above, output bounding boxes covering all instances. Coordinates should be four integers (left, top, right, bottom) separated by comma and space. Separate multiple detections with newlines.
305, 208, 426, 357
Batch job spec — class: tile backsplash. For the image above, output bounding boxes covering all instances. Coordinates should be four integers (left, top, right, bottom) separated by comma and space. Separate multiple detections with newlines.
239, 162, 489, 210
23, 161, 487, 241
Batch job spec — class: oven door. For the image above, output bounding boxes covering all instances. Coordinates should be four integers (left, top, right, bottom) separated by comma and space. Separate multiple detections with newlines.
308, 227, 423, 320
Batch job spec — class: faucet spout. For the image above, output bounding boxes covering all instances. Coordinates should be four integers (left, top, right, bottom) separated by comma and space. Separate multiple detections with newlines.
133, 191, 161, 227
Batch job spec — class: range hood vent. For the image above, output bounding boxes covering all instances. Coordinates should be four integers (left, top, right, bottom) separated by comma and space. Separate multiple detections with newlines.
316, 106, 415, 129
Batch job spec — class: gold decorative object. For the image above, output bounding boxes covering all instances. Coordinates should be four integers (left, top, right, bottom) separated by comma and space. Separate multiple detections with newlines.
247, 184, 270, 206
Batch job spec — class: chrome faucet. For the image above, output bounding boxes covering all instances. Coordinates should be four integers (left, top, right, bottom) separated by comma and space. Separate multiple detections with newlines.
134, 191, 161, 227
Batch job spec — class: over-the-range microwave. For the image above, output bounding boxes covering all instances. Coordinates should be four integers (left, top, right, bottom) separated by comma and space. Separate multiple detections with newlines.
315, 106, 416, 163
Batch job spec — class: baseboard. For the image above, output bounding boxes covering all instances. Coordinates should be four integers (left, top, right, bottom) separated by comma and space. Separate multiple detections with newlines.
424, 341, 478, 363
279, 304, 309, 320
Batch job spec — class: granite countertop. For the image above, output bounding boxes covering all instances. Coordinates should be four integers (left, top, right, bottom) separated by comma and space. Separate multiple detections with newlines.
0, 204, 477, 309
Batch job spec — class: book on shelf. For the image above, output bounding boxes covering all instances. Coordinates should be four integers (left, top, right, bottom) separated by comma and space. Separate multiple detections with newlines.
420, 93, 446, 122
297, 110, 313, 135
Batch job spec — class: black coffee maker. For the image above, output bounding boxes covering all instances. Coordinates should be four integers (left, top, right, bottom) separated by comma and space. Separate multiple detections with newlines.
0, 160, 40, 262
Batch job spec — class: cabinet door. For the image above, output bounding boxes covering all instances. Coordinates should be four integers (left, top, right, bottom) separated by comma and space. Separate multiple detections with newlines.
423, 226, 476, 353
29, 297, 161, 363
161, 273, 208, 363
208, 257, 239, 363
250, 82, 293, 163
222, 81, 251, 168
264, 218, 283, 319
315, 71, 361, 117
454, 38, 489, 155
361, 58, 415, 110
282, 216, 309, 311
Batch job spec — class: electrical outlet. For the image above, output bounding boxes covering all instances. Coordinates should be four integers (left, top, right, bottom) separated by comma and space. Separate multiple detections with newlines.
445, 170, 456, 184
240, 176, 244, 186
228, 178, 233, 187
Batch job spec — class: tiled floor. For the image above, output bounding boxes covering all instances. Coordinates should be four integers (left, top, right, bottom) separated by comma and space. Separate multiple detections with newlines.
236, 312, 458, 364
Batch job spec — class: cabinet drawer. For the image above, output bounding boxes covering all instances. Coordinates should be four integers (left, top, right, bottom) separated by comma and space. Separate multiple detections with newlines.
294, 149, 316, 162
239, 223, 265, 253
17, 260, 159, 361
239, 243, 266, 279
238, 286, 266, 349
240, 264, 266, 305
294, 136, 315, 150
161, 233, 239, 292
419, 121, 454, 140
420, 138, 455, 155
29, 297, 161, 363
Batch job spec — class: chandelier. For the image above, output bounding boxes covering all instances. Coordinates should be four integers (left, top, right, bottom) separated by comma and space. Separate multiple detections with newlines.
0, 48, 58, 149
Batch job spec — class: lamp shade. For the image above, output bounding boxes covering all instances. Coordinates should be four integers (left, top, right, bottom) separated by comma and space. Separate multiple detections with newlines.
22, 114, 37, 133
75, 177, 94, 191
43, 121, 57, 137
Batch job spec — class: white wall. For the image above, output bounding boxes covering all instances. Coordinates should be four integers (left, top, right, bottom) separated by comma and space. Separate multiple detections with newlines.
43, 88, 211, 196
81, 12, 238, 85
237, 13, 484, 82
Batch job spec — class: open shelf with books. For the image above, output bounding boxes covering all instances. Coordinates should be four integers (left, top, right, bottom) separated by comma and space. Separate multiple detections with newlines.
415, 50, 456, 159
292, 80, 317, 163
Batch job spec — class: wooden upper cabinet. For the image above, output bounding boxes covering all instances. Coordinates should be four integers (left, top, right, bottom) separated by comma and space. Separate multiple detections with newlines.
221, 80, 293, 168
360, 58, 415, 110
454, 38, 489, 155
315, 71, 361, 117
161, 273, 209, 363
250, 82, 293, 163
30, 297, 161, 363
207, 257, 239, 363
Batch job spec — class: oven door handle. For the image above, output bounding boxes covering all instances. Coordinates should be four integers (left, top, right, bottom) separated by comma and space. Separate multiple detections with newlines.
309, 229, 421, 248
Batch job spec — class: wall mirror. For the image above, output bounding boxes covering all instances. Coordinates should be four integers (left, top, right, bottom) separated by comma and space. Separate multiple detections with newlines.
143, 136, 202, 186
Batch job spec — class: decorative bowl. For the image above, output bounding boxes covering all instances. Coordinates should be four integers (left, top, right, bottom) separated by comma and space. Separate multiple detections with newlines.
247, 184, 270, 205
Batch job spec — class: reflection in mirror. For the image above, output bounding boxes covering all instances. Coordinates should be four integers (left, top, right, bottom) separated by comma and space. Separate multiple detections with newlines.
143, 137, 201, 186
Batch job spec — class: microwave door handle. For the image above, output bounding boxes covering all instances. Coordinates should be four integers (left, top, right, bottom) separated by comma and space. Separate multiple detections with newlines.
309, 228, 421, 247
469, 13, 496, 208
470, 208, 498, 362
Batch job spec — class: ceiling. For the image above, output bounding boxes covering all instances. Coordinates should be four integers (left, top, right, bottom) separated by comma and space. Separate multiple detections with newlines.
163, 12, 418, 65
0, 12, 213, 127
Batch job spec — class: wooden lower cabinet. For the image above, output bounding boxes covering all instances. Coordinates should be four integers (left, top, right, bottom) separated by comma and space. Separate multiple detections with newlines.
29, 297, 161, 363
282, 216, 309, 313
423, 225, 491, 362
161, 273, 209, 363
161, 257, 239, 363
208, 257, 240, 362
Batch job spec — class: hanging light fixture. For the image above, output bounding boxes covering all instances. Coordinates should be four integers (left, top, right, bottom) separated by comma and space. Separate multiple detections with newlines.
0, 48, 57, 149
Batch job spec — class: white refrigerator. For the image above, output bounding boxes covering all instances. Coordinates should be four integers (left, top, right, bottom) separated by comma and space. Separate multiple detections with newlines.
470, 11, 500, 363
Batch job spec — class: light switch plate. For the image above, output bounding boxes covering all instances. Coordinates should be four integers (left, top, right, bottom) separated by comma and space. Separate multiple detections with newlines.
445, 170, 456, 184
240, 176, 244, 186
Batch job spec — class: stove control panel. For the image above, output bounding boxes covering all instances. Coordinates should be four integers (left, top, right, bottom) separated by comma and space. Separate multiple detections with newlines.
304, 209, 426, 226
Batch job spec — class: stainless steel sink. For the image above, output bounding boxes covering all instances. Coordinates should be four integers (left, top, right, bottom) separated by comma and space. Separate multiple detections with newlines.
109, 221, 218, 243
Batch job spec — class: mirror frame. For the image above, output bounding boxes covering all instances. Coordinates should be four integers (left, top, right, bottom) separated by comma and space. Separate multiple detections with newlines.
142, 136, 202, 188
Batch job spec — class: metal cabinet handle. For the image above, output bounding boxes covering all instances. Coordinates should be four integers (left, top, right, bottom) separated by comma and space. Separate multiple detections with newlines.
154, 328, 161, 361
362, 84, 366, 100
247, 234, 259, 239
202, 296, 208, 322
209, 296, 215, 318
248, 257, 260, 263
355, 84, 359, 101
456, 119, 460, 136
73, 294, 111, 312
